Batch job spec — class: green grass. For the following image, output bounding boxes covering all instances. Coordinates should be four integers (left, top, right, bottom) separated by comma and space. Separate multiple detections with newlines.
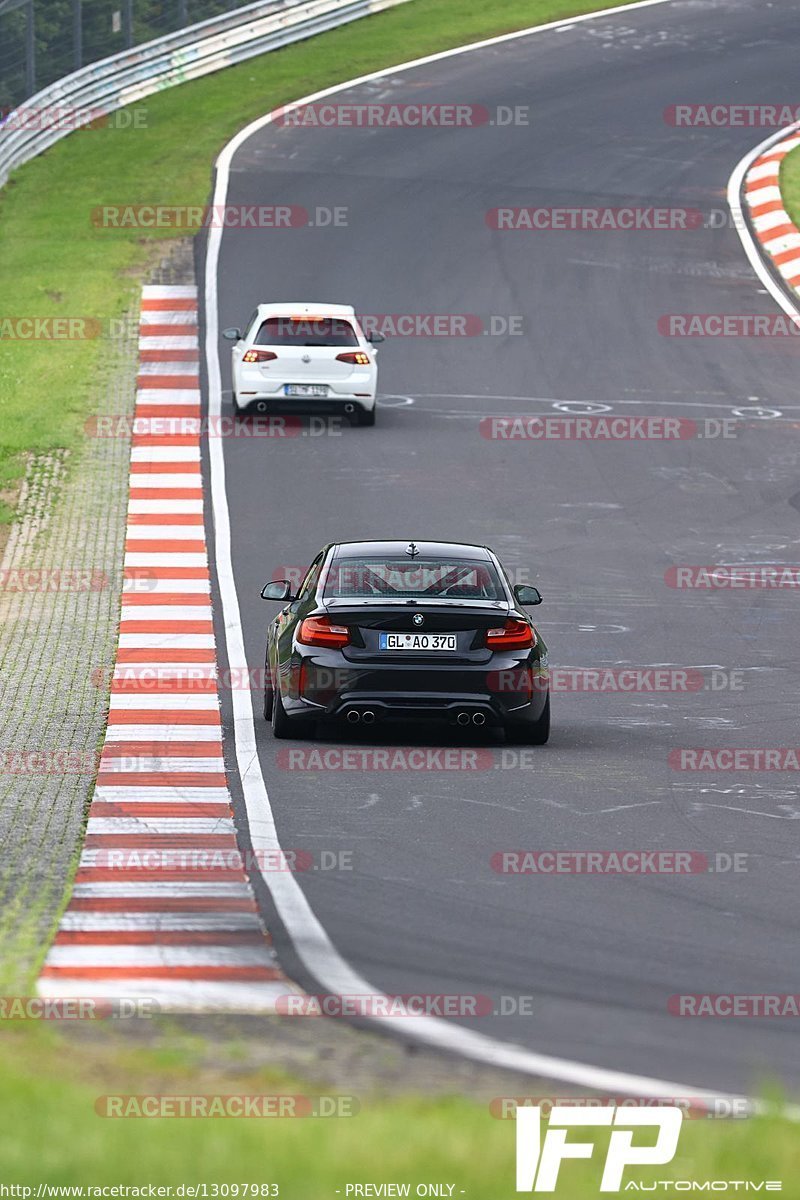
0, 0, 650, 523
0, 1025, 799, 1195
780, 144, 800, 231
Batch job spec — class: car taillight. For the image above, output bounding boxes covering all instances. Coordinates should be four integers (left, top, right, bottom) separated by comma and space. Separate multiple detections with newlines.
336, 352, 370, 366
485, 620, 535, 651
242, 349, 277, 363
297, 616, 351, 649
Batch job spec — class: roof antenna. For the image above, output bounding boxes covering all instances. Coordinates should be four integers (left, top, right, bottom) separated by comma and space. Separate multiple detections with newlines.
405, 542, 419, 558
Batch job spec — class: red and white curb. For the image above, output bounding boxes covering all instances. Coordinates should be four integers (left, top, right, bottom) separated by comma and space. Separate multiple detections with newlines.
744, 130, 800, 296
38, 284, 297, 1011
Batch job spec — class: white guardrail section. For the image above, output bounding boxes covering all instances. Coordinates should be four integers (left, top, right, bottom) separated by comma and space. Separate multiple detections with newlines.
0, 0, 412, 187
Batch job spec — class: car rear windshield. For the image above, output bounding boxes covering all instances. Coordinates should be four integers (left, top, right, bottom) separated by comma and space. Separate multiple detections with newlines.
323, 557, 505, 600
255, 317, 358, 347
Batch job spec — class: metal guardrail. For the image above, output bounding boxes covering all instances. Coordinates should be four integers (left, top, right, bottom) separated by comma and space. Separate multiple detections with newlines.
0, 0, 411, 188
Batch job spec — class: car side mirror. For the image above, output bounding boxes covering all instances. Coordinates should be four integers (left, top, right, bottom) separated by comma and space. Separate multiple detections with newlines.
261, 580, 293, 601
367, 331, 385, 344
223, 327, 242, 341
514, 584, 542, 606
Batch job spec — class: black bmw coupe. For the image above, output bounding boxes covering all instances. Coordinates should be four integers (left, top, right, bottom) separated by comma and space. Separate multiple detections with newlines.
261, 540, 549, 743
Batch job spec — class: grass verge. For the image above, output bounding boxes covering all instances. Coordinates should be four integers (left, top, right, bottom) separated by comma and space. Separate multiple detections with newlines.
780, 143, 800, 232
0, 1024, 799, 1195
0, 0, 652, 523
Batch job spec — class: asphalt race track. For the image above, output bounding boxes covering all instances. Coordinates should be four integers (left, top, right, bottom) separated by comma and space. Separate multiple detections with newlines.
202, 0, 800, 1096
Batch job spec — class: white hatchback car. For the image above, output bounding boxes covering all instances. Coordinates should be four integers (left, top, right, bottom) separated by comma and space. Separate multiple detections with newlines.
223, 302, 383, 426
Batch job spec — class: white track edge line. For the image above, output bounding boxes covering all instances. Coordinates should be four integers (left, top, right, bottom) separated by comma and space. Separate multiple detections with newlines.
205, 0, 772, 1110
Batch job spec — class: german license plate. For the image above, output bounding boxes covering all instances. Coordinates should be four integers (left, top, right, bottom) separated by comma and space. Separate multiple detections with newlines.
379, 633, 457, 651
284, 384, 329, 397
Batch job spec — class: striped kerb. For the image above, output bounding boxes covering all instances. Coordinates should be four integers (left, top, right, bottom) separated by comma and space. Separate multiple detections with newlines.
745, 133, 800, 291
38, 285, 298, 1012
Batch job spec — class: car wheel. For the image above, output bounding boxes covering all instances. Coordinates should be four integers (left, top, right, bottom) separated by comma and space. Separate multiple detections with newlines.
505, 693, 550, 745
355, 405, 376, 427
271, 685, 315, 740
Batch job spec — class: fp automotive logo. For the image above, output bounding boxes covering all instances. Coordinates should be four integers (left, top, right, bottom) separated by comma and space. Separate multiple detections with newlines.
515, 1105, 683, 1192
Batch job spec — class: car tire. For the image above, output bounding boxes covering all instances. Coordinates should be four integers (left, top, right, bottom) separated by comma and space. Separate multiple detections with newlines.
271, 685, 315, 740
505, 693, 550, 745
263, 655, 274, 720
355, 406, 376, 427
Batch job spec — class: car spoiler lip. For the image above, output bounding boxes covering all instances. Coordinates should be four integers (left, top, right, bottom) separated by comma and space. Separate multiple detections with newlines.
321, 597, 511, 611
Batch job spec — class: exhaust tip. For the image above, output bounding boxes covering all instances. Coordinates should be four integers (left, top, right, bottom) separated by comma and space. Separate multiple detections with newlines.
472, 712, 486, 726
345, 709, 361, 724
361, 710, 376, 725
255, 401, 268, 413
344, 403, 355, 414
456, 711, 471, 726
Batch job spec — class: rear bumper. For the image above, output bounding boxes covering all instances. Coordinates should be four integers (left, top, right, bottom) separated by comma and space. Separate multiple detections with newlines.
278, 654, 549, 727
235, 394, 376, 416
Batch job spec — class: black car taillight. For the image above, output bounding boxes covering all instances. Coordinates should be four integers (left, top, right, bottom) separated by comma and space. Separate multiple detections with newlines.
485, 619, 535, 651
298, 616, 351, 649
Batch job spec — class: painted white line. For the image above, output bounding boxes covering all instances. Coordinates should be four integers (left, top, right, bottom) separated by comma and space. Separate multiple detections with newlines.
96, 756, 225, 772
122, 555, 208, 570
204, 0, 758, 1106
105, 725, 221, 742
71, 881, 250, 896
126, 473, 203, 489
139, 312, 197, 327
128, 499, 205, 514
138, 362, 200, 375
118, 634, 215, 649
87, 818, 236, 834
135, 390, 202, 404
46, 946, 275, 967
131, 447, 201, 463
60, 912, 261, 930
121, 579, 211, 594
107, 695, 219, 710
143, 285, 198, 299
120, 607, 213, 623
125, 527, 208, 541
39, 978, 290, 1009
138, 336, 199, 351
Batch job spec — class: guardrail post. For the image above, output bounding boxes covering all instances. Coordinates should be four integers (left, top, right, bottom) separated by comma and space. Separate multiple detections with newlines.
24, 0, 35, 96
72, 0, 82, 72
123, 0, 132, 48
